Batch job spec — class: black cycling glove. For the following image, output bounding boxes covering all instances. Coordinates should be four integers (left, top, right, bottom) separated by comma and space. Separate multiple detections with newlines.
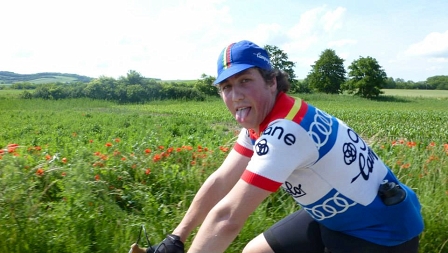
146, 234, 184, 253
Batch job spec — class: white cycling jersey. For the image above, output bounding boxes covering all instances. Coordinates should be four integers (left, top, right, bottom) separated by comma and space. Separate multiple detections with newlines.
234, 92, 424, 246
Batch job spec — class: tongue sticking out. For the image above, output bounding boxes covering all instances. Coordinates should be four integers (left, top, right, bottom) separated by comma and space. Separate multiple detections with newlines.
236, 107, 250, 123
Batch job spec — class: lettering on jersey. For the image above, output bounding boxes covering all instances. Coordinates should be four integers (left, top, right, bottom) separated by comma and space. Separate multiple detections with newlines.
263, 125, 296, 146
255, 139, 269, 156
284, 181, 306, 198
342, 129, 379, 183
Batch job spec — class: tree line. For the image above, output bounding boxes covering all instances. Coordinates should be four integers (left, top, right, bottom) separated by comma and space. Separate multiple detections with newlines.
265, 46, 448, 98
3, 45, 448, 101
14, 71, 218, 103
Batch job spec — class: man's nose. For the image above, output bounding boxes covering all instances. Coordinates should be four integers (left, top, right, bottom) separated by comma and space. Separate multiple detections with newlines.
231, 85, 244, 101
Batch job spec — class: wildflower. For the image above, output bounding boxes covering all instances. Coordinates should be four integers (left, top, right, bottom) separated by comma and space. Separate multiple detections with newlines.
427, 155, 439, 163
145, 168, 151, 175
0, 150, 4, 155
89, 139, 94, 143
61, 172, 67, 177
93, 162, 104, 167
45, 154, 52, 160
406, 141, 416, 148
95, 174, 100, 181
121, 157, 126, 161
36, 168, 45, 176
191, 160, 196, 165
145, 148, 152, 154
131, 164, 137, 169
158, 145, 165, 150
105, 142, 113, 147
153, 154, 162, 162
113, 150, 121, 156
62, 157, 67, 163
401, 163, 411, 169
114, 138, 120, 143
176, 147, 182, 152
167, 147, 174, 153
35, 146, 42, 151
219, 146, 229, 152
7, 144, 18, 153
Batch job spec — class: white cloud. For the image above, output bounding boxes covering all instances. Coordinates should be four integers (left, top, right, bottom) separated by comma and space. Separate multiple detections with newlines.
327, 39, 357, 47
321, 7, 346, 32
285, 6, 346, 52
405, 30, 448, 58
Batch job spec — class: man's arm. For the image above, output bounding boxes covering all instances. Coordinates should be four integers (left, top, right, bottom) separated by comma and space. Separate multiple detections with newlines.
172, 149, 251, 242
187, 179, 272, 253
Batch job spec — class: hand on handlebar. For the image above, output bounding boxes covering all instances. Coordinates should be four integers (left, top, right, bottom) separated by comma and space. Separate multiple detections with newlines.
146, 234, 185, 253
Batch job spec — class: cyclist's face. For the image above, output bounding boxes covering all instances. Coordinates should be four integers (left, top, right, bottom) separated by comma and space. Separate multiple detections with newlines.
218, 68, 277, 132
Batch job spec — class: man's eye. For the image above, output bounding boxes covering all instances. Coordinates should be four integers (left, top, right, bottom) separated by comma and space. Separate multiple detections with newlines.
221, 85, 231, 90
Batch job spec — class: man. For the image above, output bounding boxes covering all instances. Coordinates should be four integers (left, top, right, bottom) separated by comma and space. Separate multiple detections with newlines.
131, 40, 423, 253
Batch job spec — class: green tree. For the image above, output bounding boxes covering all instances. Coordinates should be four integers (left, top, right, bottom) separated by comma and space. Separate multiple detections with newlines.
194, 74, 219, 97
343, 56, 387, 98
264, 45, 297, 84
307, 49, 346, 94
83, 76, 117, 100
426, 75, 448, 90
120, 70, 144, 85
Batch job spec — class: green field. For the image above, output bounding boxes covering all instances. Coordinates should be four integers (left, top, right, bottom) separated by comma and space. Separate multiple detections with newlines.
0, 93, 447, 252
382, 89, 448, 98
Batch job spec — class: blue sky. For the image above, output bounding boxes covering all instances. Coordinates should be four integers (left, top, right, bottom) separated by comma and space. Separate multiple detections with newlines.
1, 0, 447, 82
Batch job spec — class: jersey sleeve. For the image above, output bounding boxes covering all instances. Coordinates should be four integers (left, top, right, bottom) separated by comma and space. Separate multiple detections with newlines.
242, 119, 319, 192
233, 128, 254, 158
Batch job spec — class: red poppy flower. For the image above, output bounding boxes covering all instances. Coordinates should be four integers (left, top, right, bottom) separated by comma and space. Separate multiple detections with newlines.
36, 168, 45, 176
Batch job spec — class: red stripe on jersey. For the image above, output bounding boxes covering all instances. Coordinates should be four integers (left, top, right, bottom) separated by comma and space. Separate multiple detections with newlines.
241, 170, 282, 192
234, 143, 254, 157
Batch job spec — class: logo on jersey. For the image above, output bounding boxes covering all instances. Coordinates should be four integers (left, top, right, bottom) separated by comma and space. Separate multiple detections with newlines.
308, 109, 333, 150
284, 181, 306, 198
342, 129, 379, 183
255, 139, 269, 156
304, 191, 357, 221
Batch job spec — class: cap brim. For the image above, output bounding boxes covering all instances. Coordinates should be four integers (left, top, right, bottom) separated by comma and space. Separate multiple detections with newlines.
213, 64, 255, 85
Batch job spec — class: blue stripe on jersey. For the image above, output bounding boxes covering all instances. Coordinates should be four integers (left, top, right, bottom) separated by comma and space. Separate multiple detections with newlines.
299, 104, 339, 162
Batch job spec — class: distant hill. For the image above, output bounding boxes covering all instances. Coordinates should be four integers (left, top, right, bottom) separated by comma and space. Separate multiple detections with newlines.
0, 71, 93, 84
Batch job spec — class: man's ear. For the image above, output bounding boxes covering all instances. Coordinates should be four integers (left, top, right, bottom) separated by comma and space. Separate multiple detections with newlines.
269, 77, 277, 90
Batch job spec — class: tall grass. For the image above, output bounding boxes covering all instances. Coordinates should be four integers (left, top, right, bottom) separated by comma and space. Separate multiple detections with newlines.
0, 94, 447, 252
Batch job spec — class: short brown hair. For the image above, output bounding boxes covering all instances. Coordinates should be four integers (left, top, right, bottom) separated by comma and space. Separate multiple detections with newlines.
257, 68, 291, 93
